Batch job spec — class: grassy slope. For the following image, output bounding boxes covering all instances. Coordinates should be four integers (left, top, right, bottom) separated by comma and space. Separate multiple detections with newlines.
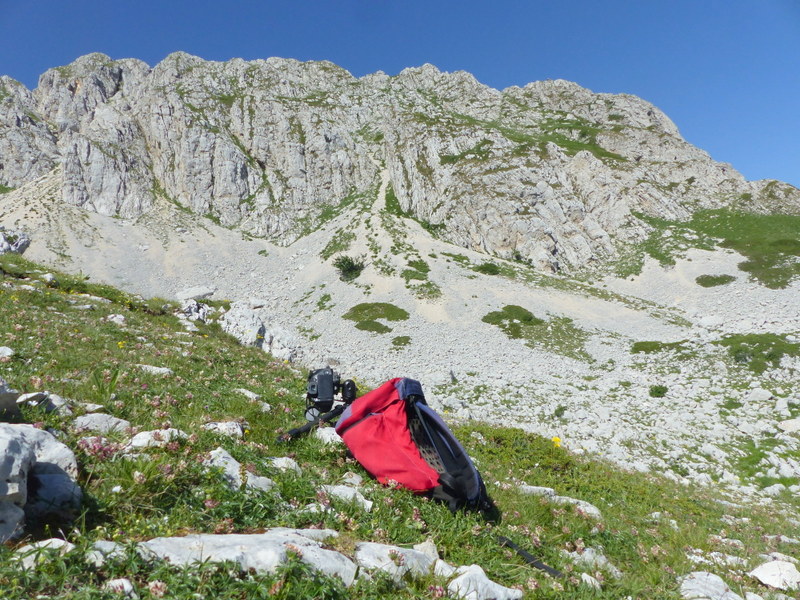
0, 252, 798, 599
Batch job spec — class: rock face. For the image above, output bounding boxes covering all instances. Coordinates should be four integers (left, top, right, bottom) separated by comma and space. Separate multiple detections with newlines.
0, 226, 31, 254
3, 53, 797, 272
0, 424, 82, 541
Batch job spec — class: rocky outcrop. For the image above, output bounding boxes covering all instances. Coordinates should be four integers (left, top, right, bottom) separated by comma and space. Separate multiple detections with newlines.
0, 423, 82, 541
0, 226, 31, 254
2, 53, 798, 271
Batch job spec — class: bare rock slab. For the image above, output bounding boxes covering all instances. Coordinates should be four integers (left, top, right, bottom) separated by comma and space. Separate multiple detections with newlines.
448, 564, 523, 600
140, 529, 355, 587
73, 413, 130, 434
355, 542, 434, 580
680, 572, 743, 600
749, 560, 800, 591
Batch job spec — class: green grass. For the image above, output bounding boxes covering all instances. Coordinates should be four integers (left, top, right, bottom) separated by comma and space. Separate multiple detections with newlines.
695, 274, 736, 287
631, 341, 688, 354
320, 230, 356, 261
714, 333, 800, 374
617, 209, 800, 288
391, 335, 411, 349
1, 255, 798, 599
482, 305, 591, 360
473, 262, 501, 275
342, 302, 409, 335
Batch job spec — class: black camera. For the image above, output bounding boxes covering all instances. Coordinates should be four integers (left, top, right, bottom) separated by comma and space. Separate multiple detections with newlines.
305, 368, 357, 421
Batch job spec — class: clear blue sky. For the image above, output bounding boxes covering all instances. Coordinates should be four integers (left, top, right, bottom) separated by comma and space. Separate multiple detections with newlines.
2, 0, 798, 187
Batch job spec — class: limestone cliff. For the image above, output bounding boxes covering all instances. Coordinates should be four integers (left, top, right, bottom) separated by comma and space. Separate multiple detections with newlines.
1, 52, 797, 271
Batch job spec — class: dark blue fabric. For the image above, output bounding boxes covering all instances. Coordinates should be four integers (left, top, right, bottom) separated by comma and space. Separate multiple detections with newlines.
395, 377, 424, 400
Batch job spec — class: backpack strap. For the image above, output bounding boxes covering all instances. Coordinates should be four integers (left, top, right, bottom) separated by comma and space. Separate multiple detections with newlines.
497, 536, 563, 578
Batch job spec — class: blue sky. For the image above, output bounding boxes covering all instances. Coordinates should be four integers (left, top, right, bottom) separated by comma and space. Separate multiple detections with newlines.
1, 0, 798, 187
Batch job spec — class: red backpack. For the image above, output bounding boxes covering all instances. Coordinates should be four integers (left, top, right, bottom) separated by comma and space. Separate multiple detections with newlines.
334, 377, 492, 512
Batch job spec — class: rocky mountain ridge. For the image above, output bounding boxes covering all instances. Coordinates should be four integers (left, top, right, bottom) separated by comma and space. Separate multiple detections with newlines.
2, 52, 798, 273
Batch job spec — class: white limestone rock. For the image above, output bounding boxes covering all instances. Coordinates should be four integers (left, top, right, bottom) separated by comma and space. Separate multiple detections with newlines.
749, 560, 800, 591
320, 485, 372, 511
234, 388, 261, 401
202, 421, 246, 438
0, 228, 31, 255
746, 388, 773, 404
267, 456, 302, 475
680, 571, 743, 600
15, 538, 76, 570
104, 577, 138, 598
86, 540, 127, 567
0, 423, 81, 521
0, 376, 20, 421
0, 346, 13, 358
135, 364, 174, 377
140, 529, 355, 586
354, 542, 435, 580
447, 564, 524, 600
220, 303, 267, 348
0, 501, 25, 542
204, 447, 275, 492
125, 428, 187, 450
519, 485, 602, 519
341, 471, 363, 487
175, 286, 215, 302
777, 418, 800, 434
106, 314, 126, 325
182, 299, 209, 322
73, 413, 130, 434
314, 427, 342, 445
563, 547, 621, 579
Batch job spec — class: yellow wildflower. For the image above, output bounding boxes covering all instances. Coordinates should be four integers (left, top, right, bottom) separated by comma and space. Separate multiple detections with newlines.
551, 436, 562, 448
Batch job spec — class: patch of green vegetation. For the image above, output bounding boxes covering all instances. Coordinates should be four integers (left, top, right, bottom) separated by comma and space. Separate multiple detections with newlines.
692, 210, 800, 288
343, 302, 409, 323
401, 268, 427, 282
401, 258, 431, 283
473, 262, 500, 275
213, 92, 238, 108
720, 397, 743, 411
0, 183, 15, 194
442, 252, 470, 265
649, 385, 668, 398
342, 302, 409, 334
733, 436, 782, 486
391, 335, 411, 348
204, 212, 222, 226
354, 124, 384, 143
482, 305, 591, 360
316, 293, 333, 312
408, 281, 442, 300
332, 254, 366, 282
482, 305, 544, 338
320, 230, 356, 260
715, 333, 800, 374
631, 340, 688, 354
295, 190, 368, 239
440, 139, 493, 165
695, 274, 736, 288
257, 249, 269, 257
383, 185, 445, 236
617, 209, 800, 287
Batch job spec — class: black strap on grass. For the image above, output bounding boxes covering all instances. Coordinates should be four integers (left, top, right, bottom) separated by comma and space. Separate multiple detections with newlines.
497, 536, 564, 578
279, 404, 346, 442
